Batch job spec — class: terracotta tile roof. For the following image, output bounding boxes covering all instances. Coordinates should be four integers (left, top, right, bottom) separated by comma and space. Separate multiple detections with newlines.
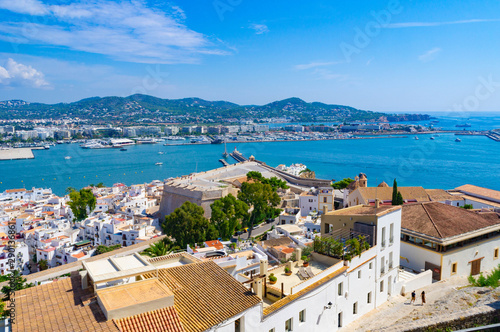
204, 239, 224, 250
356, 186, 430, 202
114, 306, 184, 332
460, 194, 500, 208
145, 261, 261, 332
259, 237, 294, 249
454, 184, 500, 202
5, 189, 26, 193
263, 266, 348, 316
327, 205, 400, 216
72, 252, 86, 259
12, 272, 119, 332
425, 189, 464, 202
401, 202, 500, 239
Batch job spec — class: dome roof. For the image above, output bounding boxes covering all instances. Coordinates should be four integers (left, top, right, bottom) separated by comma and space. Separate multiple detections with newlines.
378, 181, 389, 187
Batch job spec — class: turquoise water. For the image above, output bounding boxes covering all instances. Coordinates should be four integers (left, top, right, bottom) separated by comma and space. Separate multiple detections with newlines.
1, 132, 499, 195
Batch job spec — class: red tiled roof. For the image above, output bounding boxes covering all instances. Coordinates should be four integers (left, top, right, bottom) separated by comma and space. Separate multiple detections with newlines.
114, 306, 184, 332
204, 240, 224, 250
454, 184, 500, 202
72, 252, 85, 259
5, 189, 26, 193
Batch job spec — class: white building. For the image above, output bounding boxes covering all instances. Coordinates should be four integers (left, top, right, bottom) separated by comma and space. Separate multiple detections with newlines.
400, 201, 500, 280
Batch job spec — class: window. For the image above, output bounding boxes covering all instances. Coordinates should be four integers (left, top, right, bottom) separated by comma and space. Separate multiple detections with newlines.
369, 262, 373, 269
381, 227, 386, 248
269, 329, 275, 332
353, 302, 358, 315
358, 270, 362, 279
495, 248, 499, 260
285, 318, 293, 332
338, 282, 343, 296
323, 197, 327, 203
338, 312, 343, 327
389, 252, 393, 269
367, 292, 372, 304
389, 223, 394, 244
451, 262, 458, 274
380, 280, 384, 292
299, 309, 306, 323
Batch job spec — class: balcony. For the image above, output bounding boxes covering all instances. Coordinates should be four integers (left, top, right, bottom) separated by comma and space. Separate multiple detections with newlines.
380, 266, 385, 276
389, 236, 394, 246
389, 261, 393, 269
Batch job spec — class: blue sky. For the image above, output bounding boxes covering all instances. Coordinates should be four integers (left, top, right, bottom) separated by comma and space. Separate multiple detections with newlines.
0, 0, 500, 113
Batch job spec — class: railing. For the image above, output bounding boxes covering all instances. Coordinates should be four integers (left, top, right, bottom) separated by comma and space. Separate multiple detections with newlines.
389, 236, 394, 246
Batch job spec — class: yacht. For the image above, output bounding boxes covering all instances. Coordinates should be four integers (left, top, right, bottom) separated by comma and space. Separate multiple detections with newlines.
155, 162, 163, 166
64, 156, 72, 160
430, 137, 435, 140
158, 152, 164, 155
455, 138, 462, 142
414, 136, 419, 140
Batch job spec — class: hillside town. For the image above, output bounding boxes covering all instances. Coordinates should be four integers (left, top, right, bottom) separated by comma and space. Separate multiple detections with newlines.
1, 158, 499, 331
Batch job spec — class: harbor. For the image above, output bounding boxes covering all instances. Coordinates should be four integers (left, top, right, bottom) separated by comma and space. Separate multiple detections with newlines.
0, 147, 45, 160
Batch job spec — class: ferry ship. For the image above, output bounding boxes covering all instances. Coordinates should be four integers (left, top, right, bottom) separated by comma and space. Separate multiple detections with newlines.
110, 139, 135, 148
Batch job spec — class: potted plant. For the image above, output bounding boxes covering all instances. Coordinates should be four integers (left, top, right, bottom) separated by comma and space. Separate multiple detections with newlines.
269, 273, 277, 284
302, 255, 310, 267
284, 266, 292, 276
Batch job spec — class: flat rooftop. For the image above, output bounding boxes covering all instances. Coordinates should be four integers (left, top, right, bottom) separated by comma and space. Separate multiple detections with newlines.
327, 205, 401, 216
97, 278, 173, 312
84, 253, 157, 284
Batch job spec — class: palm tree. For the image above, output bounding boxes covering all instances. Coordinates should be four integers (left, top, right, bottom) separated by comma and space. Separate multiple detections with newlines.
141, 239, 173, 258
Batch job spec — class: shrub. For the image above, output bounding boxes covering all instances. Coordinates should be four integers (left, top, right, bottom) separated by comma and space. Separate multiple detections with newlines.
469, 265, 500, 287
269, 273, 277, 282
284, 267, 290, 273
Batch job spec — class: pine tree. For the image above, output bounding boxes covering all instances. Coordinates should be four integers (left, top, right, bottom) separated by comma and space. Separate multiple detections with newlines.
392, 179, 398, 205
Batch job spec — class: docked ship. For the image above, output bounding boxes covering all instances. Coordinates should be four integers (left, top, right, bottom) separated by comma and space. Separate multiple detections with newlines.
110, 139, 135, 148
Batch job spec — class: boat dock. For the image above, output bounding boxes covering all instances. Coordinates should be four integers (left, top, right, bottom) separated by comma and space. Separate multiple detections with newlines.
0, 148, 38, 160
230, 150, 247, 162
219, 159, 229, 166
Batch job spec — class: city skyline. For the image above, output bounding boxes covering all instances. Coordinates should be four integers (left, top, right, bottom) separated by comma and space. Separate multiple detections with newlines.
0, 0, 500, 113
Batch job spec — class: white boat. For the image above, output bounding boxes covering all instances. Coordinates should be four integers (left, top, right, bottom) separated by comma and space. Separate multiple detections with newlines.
44, 145, 50, 149
414, 136, 419, 140
455, 138, 461, 142
155, 162, 163, 166
64, 156, 72, 160
430, 137, 435, 140
111, 139, 135, 148
158, 152, 164, 155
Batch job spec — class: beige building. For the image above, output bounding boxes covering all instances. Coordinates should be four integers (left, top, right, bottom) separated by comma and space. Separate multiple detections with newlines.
346, 186, 430, 207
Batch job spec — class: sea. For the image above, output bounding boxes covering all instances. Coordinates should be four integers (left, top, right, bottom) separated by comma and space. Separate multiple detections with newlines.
1, 113, 499, 195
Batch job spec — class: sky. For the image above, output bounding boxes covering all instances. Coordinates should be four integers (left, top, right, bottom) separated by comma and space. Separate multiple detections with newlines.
0, 0, 500, 114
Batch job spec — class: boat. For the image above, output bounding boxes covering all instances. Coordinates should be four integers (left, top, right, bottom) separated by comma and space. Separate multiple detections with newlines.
158, 152, 164, 155
455, 138, 462, 142
456, 124, 471, 128
111, 139, 135, 148
120, 148, 127, 151
44, 145, 50, 149
136, 138, 158, 144
430, 137, 435, 140
155, 162, 163, 166
211, 138, 224, 144
64, 156, 72, 160
414, 136, 419, 140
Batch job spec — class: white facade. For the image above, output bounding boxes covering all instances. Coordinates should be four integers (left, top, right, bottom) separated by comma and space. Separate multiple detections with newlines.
299, 193, 318, 217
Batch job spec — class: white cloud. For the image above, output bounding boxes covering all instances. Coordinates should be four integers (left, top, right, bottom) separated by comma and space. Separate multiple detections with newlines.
0, 58, 49, 88
387, 19, 500, 28
0, 1, 228, 64
418, 47, 442, 62
294, 61, 342, 70
249, 23, 269, 35
0, 0, 48, 15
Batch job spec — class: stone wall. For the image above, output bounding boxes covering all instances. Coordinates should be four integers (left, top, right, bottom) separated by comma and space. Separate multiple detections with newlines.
380, 306, 500, 332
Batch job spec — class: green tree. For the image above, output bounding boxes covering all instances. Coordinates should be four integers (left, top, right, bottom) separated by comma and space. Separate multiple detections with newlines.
331, 178, 355, 190
38, 259, 48, 271
246, 171, 288, 190
210, 194, 249, 240
95, 244, 122, 255
1, 270, 33, 301
162, 201, 218, 248
391, 179, 404, 205
141, 238, 176, 257
67, 188, 97, 222
238, 181, 281, 238
392, 179, 398, 204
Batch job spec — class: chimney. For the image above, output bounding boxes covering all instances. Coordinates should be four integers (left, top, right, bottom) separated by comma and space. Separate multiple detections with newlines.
260, 259, 268, 277
252, 278, 263, 299
375, 198, 380, 208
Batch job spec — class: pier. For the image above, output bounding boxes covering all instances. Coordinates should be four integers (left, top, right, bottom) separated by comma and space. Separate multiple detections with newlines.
219, 159, 229, 166
230, 149, 247, 162
0, 148, 35, 160
486, 131, 500, 142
